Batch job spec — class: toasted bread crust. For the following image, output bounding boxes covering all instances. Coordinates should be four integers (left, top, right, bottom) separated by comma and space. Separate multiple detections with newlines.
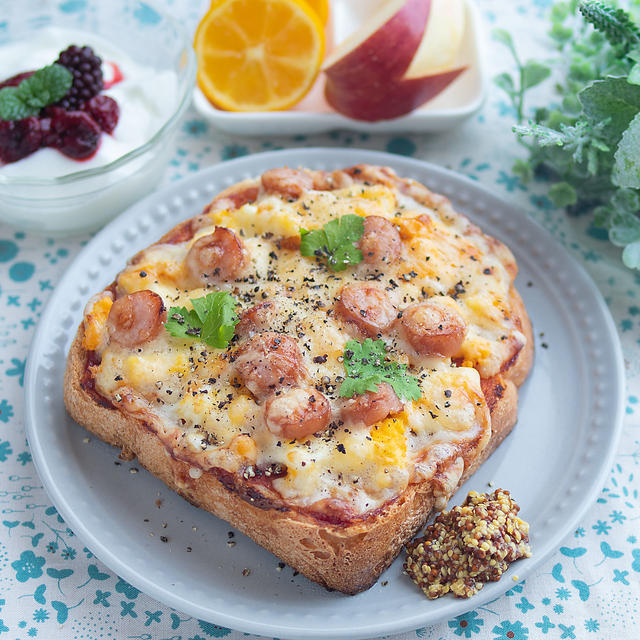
64, 287, 532, 594
63, 165, 534, 594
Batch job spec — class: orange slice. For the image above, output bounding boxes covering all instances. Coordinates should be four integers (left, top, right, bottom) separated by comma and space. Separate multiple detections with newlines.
194, 0, 325, 112
305, 0, 329, 25
209, 0, 329, 24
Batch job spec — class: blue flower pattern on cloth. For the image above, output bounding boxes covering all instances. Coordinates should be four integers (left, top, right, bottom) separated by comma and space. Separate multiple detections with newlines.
0, 0, 639, 638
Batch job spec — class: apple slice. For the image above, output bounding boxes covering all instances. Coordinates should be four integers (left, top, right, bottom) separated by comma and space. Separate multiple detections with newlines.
326, 67, 466, 122
404, 0, 465, 77
323, 0, 431, 94
324, 0, 467, 121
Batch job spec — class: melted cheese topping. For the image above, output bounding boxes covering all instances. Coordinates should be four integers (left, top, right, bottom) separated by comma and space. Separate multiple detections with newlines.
87, 181, 524, 516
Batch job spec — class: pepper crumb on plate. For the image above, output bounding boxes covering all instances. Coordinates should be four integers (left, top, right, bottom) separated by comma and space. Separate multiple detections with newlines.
404, 489, 530, 599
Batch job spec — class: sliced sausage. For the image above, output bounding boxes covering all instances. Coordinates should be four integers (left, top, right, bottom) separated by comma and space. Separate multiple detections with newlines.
335, 283, 397, 337
358, 215, 402, 267
235, 301, 279, 338
261, 168, 313, 199
234, 332, 305, 399
185, 227, 245, 284
203, 181, 259, 214
311, 169, 353, 190
158, 214, 211, 245
264, 386, 331, 439
400, 299, 466, 357
279, 235, 301, 251
341, 382, 403, 428
107, 290, 166, 348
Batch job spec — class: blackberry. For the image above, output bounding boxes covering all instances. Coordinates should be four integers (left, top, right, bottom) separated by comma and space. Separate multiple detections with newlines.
82, 95, 120, 133
55, 45, 104, 110
49, 109, 101, 159
0, 117, 44, 164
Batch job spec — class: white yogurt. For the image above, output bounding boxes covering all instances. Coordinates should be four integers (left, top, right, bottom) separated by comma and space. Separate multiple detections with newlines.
0, 27, 178, 178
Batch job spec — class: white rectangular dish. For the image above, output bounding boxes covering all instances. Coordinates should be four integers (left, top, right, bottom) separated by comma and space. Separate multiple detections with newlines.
192, 0, 487, 135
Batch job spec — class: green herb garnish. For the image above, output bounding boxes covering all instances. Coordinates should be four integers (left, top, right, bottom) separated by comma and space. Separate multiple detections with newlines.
0, 64, 73, 121
300, 214, 364, 271
493, 0, 640, 270
339, 338, 422, 402
165, 292, 239, 349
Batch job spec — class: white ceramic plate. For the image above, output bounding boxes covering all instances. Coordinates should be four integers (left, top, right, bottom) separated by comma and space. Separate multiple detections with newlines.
193, 0, 487, 135
25, 149, 624, 640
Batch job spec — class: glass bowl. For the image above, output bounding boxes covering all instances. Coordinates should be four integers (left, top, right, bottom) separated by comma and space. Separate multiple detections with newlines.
0, 0, 196, 236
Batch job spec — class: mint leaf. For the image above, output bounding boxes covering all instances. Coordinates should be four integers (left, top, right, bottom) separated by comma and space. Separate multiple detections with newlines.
37, 64, 73, 104
16, 64, 72, 109
300, 214, 364, 271
165, 292, 239, 348
0, 64, 72, 122
613, 112, 640, 188
339, 339, 422, 403
0, 87, 36, 120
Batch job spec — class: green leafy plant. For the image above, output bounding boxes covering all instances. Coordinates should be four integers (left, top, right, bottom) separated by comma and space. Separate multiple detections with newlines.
493, 0, 640, 269
339, 338, 422, 403
0, 64, 73, 121
492, 29, 552, 123
300, 214, 364, 271
165, 292, 239, 349
578, 0, 640, 49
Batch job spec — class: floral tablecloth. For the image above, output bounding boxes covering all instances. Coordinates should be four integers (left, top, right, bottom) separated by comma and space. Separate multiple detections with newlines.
1, 1, 639, 639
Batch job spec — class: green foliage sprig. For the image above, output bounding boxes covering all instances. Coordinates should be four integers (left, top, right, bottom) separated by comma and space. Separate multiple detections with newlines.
493, 0, 640, 269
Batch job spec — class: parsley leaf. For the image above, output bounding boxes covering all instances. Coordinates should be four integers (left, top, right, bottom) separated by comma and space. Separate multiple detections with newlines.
0, 64, 72, 121
164, 292, 239, 349
339, 338, 422, 402
300, 214, 364, 271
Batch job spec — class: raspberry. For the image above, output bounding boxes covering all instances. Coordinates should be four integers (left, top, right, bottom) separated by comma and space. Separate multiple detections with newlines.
0, 117, 44, 163
55, 45, 103, 110
0, 71, 35, 90
82, 95, 120, 133
49, 109, 101, 159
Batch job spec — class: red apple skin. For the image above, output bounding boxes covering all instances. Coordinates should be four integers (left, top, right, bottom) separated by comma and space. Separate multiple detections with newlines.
324, 0, 432, 91
326, 66, 466, 122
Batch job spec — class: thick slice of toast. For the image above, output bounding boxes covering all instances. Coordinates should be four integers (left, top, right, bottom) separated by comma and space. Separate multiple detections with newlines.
63, 165, 533, 594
